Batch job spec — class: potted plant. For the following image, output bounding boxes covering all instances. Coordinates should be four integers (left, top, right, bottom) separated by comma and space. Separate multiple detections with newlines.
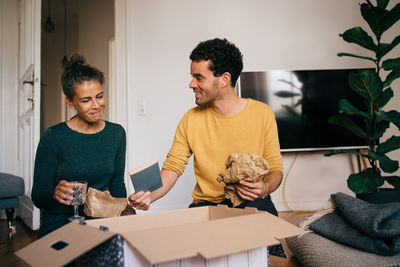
324, 0, 400, 202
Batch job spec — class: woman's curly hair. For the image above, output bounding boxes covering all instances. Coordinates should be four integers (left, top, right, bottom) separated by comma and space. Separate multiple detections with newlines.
189, 38, 243, 87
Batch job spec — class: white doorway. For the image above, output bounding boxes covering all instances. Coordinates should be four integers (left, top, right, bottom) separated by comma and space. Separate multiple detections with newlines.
17, 0, 42, 230
0, 0, 122, 230
41, 0, 115, 132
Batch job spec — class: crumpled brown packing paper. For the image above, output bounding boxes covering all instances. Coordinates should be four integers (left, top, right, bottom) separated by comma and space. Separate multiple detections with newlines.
84, 187, 135, 218
120, 203, 136, 216
217, 153, 269, 207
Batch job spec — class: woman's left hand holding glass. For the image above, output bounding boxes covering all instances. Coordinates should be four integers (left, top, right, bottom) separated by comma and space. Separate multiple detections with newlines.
54, 180, 74, 205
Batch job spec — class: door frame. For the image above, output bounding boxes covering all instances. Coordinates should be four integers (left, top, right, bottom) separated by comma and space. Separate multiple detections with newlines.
2, 0, 129, 227
113, 0, 130, 192
17, 0, 42, 230
0, 0, 19, 175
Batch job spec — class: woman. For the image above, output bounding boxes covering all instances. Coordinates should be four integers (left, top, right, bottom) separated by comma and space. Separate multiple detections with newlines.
32, 53, 127, 238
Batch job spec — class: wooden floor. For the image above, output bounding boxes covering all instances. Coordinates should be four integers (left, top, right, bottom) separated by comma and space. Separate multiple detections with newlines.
0, 218, 36, 267
0, 211, 313, 267
270, 211, 313, 267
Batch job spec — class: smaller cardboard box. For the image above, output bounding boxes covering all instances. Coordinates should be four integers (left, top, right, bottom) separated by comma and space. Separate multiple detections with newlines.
16, 205, 304, 266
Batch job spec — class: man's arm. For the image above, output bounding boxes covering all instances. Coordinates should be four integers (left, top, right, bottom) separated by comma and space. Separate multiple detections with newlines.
128, 169, 179, 210
235, 170, 283, 201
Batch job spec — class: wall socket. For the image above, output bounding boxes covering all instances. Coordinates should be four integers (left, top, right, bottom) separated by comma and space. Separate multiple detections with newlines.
137, 100, 146, 116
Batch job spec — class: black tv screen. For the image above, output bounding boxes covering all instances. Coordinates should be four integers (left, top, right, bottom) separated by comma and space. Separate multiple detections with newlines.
238, 69, 370, 152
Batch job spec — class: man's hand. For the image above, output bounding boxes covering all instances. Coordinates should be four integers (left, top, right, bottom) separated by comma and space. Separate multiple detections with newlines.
128, 169, 180, 211
234, 170, 283, 201
128, 191, 151, 210
235, 180, 269, 201
54, 180, 74, 205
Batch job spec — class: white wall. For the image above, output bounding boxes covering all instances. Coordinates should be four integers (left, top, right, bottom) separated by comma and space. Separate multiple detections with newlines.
78, 0, 114, 120
122, 0, 400, 212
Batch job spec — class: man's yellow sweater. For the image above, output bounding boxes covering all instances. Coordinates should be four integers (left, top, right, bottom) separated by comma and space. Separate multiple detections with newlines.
163, 98, 283, 203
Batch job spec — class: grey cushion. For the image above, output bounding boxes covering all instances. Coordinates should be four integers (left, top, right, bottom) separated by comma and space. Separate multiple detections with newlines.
0, 197, 18, 209
0, 172, 24, 198
286, 232, 400, 267
309, 192, 400, 256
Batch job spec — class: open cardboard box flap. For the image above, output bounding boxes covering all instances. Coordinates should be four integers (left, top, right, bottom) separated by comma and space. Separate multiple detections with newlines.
119, 211, 303, 263
16, 205, 304, 266
15, 221, 115, 267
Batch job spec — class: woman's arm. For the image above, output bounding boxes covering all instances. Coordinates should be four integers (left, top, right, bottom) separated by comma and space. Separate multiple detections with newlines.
31, 129, 60, 209
108, 126, 127, 198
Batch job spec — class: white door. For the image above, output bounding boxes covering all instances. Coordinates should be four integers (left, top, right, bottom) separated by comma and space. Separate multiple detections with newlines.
17, 0, 41, 230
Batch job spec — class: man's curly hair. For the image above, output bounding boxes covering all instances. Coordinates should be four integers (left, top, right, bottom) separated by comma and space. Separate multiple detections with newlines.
190, 38, 243, 87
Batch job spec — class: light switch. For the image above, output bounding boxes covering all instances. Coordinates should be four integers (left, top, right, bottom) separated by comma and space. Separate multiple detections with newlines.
137, 100, 146, 116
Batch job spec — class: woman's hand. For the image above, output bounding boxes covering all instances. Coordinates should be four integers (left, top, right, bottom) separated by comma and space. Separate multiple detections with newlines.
235, 180, 269, 201
54, 180, 74, 205
128, 191, 151, 210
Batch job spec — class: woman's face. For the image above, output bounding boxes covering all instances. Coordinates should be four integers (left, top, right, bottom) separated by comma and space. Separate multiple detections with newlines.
67, 80, 105, 123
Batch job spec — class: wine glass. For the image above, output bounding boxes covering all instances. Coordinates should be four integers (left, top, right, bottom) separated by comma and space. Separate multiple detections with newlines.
68, 181, 88, 222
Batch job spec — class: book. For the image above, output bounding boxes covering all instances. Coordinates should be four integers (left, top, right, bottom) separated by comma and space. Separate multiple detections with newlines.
128, 160, 163, 192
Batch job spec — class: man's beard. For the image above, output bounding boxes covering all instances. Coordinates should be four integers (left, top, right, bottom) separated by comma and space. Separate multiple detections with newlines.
196, 100, 214, 110
195, 83, 219, 109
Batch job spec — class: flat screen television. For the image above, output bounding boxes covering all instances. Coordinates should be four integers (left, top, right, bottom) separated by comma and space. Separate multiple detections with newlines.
238, 68, 371, 152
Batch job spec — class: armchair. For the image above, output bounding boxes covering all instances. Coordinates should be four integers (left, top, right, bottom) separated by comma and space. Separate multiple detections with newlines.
0, 172, 25, 237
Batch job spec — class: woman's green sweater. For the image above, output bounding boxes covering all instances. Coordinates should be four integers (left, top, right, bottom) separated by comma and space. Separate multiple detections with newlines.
32, 121, 127, 215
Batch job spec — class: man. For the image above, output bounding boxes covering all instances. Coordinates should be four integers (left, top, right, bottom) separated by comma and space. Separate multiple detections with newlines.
129, 38, 283, 215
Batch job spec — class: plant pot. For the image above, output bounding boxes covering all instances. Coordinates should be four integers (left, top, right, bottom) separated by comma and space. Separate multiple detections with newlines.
356, 188, 400, 204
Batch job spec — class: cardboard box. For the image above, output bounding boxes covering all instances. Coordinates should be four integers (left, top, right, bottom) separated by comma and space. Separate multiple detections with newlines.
16, 205, 304, 266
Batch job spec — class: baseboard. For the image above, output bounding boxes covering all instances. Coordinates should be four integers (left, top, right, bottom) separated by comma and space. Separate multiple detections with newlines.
274, 199, 327, 212
18, 195, 40, 230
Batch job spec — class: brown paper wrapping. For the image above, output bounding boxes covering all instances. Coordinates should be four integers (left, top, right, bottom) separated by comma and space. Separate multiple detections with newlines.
217, 153, 269, 207
83, 187, 130, 218
120, 204, 137, 216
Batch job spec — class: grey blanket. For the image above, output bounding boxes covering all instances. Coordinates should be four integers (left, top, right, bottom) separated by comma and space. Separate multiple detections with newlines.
309, 192, 400, 256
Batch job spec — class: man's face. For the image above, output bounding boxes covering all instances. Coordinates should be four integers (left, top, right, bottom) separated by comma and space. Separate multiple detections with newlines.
189, 60, 221, 106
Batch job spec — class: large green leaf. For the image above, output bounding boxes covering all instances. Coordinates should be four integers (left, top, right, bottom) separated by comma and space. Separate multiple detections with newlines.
378, 110, 398, 125
368, 150, 399, 173
329, 115, 367, 140
349, 72, 370, 99
378, 36, 400, 58
348, 70, 382, 101
381, 110, 400, 129
347, 168, 385, 193
383, 70, 400, 87
375, 87, 393, 108
360, 70, 383, 100
364, 117, 373, 139
339, 27, 377, 52
361, 3, 388, 38
371, 120, 390, 140
377, 136, 400, 154
383, 2, 400, 32
385, 175, 400, 189
377, 0, 389, 9
338, 99, 369, 118
382, 57, 400, 70
337, 52, 376, 63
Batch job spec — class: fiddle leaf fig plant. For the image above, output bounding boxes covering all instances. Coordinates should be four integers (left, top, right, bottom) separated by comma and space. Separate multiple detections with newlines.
324, 0, 400, 194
